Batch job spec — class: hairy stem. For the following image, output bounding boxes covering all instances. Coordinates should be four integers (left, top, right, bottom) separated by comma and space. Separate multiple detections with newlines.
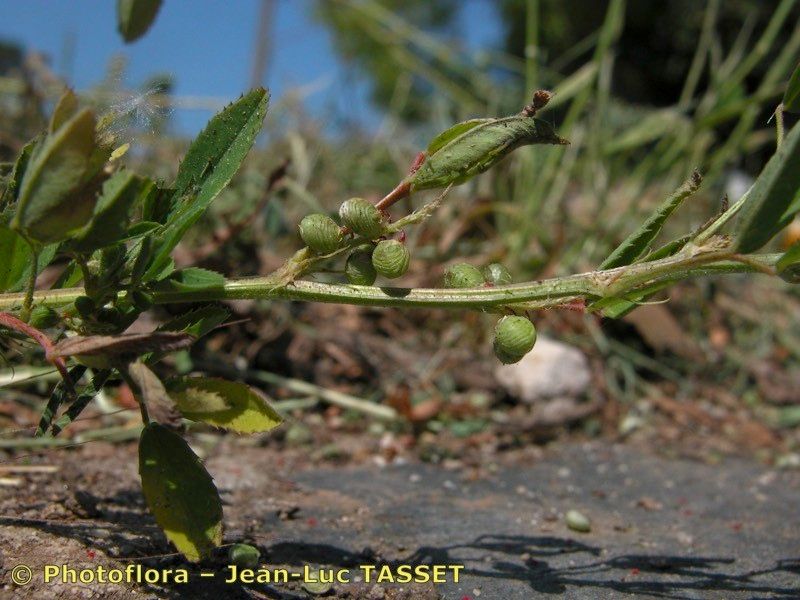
0, 311, 75, 397
0, 250, 781, 314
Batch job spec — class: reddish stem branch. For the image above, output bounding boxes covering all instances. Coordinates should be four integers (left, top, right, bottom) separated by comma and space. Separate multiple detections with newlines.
0, 312, 75, 397
374, 151, 426, 212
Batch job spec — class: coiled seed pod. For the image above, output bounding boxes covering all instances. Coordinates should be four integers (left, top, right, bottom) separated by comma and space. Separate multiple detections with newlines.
493, 315, 536, 364
443, 263, 484, 288
482, 263, 512, 286
298, 214, 343, 255
29, 305, 59, 329
339, 197, 387, 239
345, 246, 378, 285
372, 240, 410, 279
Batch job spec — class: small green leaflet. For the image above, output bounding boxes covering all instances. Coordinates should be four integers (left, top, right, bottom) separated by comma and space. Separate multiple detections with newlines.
69, 171, 145, 252
157, 305, 230, 339
143, 89, 269, 281
117, 0, 163, 43
152, 268, 225, 293
167, 377, 283, 434
11, 108, 109, 244
600, 171, 701, 269
0, 226, 57, 293
138, 423, 222, 561
734, 121, 800, 252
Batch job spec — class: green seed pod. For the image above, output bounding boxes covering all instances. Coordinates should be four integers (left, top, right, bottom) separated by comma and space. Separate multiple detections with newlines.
338, 197, 387, 239
482, 263, 512, 285
443, 263, 484, 288
493, 315, 537, 364
29, 305, 60, 329
298, 213, 343, 255
372, 239, 410, 279
74, 295, 95, 318
345, 247, 377, 285
228, 543, 260, 569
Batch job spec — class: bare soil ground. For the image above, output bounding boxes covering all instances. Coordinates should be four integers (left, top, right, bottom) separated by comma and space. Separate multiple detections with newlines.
1, 435, 799, 599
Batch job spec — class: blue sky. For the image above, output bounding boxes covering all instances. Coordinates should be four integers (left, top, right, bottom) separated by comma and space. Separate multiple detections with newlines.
1, 0, 502, 135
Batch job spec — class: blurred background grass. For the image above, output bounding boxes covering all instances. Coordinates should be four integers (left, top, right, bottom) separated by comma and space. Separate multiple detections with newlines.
1, 0, 800, 463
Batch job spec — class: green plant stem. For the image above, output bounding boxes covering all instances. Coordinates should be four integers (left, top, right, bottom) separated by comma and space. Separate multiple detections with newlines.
775, 104, 785, 148
20, 245, 38, 322
0, 250, 780, 314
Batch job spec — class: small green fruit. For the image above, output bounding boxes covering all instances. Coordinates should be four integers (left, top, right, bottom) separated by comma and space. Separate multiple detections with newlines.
339, 197, 386, 239
443, 263, 484, 288
493, 315, 536, 364
482, 263, 512, 285
29, 305, 60, 329
345, 247, 377, 285
372, 239, 410, 279
228, 543, 260, 569
298, 213, 343, 255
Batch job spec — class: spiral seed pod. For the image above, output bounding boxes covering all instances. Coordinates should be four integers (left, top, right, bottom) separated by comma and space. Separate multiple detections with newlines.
345, 247, 378, 285
29, 305, 59, 329
298, 213, 343, 255
493, 315, 537, 364
482, 263, 512, 286
372, 239, 410, 279
339, 197, 387, 239
443, 263, 484, 288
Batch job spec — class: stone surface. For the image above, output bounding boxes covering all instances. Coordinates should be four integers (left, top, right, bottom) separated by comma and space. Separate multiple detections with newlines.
494, 335, 591, 402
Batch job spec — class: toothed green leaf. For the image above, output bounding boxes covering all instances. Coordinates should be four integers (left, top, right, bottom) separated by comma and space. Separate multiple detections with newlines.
167, 377, 283, 434
144, 88, 269, 280
139, 423, 222, 561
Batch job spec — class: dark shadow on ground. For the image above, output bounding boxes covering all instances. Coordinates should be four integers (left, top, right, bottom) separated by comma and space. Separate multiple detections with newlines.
264, 534, 800, 599
3, 510, 800, 599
